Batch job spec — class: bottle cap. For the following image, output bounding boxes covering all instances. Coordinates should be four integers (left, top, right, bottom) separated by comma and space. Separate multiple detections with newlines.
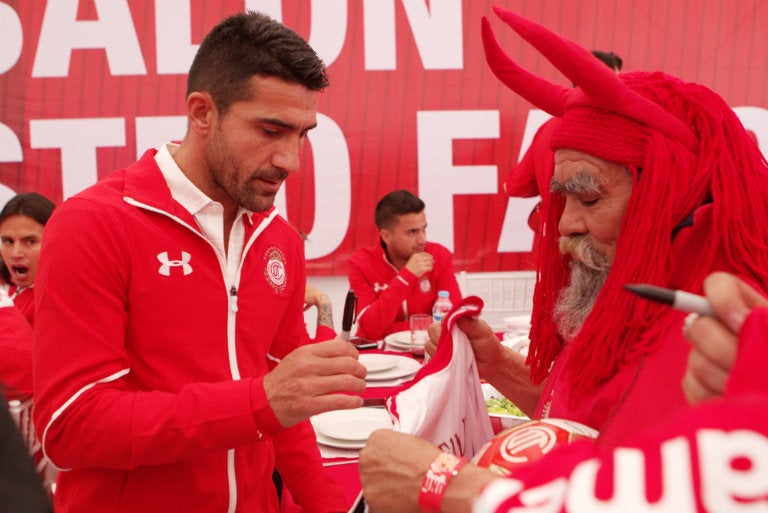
438, 290, 449, 297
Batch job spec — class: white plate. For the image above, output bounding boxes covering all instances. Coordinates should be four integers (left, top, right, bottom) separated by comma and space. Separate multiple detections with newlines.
359, 353, 398, 374
384, 330, 422, 350
364, 355, 421, 381
312, 408, 392, 449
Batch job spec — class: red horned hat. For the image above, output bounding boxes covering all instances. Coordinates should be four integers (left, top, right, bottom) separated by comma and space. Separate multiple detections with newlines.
481, 6, 697, 152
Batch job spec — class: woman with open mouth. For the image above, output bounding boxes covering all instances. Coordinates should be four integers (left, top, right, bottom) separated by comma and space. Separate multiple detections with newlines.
0, 193, 56, 325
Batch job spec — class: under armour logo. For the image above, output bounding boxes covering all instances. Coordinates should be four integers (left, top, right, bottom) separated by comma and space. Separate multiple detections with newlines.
373, 282, 388, 294
157, 251, 193, 276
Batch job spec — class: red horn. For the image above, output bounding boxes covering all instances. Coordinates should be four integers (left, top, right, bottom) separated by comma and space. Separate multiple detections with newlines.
488, 6, 699, 152
481, 16, 569, 117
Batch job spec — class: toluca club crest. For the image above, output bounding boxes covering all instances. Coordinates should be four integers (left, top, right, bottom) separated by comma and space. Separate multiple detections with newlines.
264, 246, 287, 294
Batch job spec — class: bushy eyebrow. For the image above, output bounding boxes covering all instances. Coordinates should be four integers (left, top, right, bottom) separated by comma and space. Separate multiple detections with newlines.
255, 116, 317, 132
550, 170, 601, 195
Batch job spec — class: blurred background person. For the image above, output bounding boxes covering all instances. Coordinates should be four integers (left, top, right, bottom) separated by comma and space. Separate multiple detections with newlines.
0, 193, 56, 324
348, 189, 462, 341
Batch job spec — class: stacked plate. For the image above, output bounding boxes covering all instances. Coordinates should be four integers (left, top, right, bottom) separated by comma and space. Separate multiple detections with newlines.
383, 330, 417, 352
312, 408, 392, 449
359, 353, 421, 382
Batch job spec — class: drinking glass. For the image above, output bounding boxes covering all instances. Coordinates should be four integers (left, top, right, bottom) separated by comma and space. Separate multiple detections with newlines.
409, 314, 431, 357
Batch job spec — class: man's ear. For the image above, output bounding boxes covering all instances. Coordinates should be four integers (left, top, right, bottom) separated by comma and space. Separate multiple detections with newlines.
187, 91, 216, 134
379, 228, 392, 246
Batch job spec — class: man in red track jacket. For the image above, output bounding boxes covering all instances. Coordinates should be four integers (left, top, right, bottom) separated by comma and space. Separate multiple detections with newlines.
32, 12, 365, 513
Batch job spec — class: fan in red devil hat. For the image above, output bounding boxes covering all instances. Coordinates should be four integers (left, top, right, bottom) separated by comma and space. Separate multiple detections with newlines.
483, 5, 768, 445
357, 8, 768, 513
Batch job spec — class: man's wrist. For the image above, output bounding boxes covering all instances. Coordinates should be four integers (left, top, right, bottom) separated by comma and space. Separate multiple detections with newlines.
418, 452, 468, 513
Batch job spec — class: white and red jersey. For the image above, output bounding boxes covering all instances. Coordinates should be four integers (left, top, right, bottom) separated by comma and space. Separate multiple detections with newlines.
475, 306, 768, 513
348, 241, 462, 340
33, 150, 346, 513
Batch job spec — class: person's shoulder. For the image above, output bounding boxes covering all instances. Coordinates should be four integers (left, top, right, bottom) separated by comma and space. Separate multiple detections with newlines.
350, 243, 379, 258
50, 154, 161, 227
348, 243, 381, 268
53, 172, 127, 219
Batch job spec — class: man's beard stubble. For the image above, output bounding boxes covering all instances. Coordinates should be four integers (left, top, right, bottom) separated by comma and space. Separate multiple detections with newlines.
553, 235, 612, 341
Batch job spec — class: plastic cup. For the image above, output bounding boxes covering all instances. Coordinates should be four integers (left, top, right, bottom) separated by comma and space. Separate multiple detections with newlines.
409, 314, 431, 357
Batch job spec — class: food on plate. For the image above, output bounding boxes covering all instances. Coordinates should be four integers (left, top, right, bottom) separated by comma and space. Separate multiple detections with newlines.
485, 396, 525, 417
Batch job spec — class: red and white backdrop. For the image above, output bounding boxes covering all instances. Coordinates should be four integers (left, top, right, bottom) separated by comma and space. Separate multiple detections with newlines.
2, 0, 767, 276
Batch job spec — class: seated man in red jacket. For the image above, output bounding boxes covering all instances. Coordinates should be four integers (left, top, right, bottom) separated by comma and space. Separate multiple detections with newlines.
348, 189, 462, 341
32, 11, 364, 513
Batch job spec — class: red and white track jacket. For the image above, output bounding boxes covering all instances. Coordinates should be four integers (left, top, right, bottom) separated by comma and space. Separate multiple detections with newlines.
32, 150, 346, 513
348, 241, 462, 341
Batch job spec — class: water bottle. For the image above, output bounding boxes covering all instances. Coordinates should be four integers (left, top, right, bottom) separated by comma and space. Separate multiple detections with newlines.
432, 290, 453, 323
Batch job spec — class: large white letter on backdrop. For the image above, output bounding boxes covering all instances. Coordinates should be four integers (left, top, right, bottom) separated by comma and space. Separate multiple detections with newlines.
497, 109, 551, 253
134, 116, 188, 159
417, 110, 499, 252
735, 106, 768, 159
0, 122, 23, 206
0, 3, 23, 74
245, 0, 283, 19
33, 0, 146, 77
30, 118, 126, 200
275, 113, 351, 260
401, 0, 462, 69
307, 0, 347, 66
0, 123, 23, 164
154, 0, 199, 74
245, 0, 346, 66
364, 0, 462, 70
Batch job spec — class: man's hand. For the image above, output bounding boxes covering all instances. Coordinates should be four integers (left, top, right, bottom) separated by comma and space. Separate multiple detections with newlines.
425, 316, 504, 381
426, 316, 540, 415
683, 272, 768, 403
263, 339, 367, 427
404, 252, 434, 278
359, 430, 497, 513
359, 430, 440, 513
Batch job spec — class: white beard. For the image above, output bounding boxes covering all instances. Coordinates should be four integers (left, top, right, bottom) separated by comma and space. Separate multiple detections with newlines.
554, 236, 611, 341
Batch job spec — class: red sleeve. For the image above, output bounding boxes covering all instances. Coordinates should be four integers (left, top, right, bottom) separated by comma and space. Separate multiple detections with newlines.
273, 420, 347, 513
0, 306, 34, 400
312, 324, 337, 342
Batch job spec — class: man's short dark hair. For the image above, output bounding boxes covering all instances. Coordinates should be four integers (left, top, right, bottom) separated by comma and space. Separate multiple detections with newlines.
374, 190, 425, 230
591, 50, 623, 72
186, 11, 329, 114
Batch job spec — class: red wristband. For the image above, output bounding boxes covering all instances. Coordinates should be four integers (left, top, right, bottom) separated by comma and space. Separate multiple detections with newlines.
418, 452, 468, 513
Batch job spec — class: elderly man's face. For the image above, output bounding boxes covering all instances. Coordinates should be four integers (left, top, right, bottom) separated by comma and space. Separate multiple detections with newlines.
551, 149, 633, 263
550, 149, 633, 340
